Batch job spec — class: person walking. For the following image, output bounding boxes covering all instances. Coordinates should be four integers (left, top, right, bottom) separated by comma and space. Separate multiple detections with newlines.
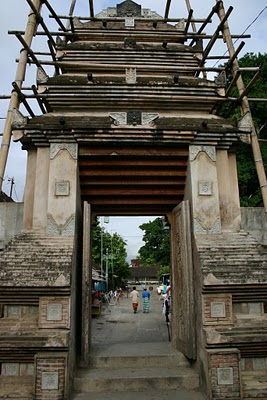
142, 288, 150, 313
130, 286, 139, 314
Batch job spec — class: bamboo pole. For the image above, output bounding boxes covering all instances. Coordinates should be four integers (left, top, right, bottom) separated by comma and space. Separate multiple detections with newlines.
0, 0, 42, 191
164, 0, 172, 19
216, 0, 267, 213
185, 0, 196, 32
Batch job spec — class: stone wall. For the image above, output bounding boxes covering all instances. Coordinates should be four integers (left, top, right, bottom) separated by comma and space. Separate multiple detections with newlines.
241, 207, 267, 245
0, 203, 23, 249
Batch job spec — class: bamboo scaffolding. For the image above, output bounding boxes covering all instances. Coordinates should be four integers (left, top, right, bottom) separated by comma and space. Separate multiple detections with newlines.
0, 0, 42, 191
25, 0, 56, 47
53, 15, 210, 23
9, 30, 251, 40
89, 0, 94, 18
216, 0, 267, 213
164, 0, 172, 19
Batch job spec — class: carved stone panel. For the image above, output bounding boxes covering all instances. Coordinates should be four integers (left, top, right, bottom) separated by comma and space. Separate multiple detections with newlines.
47, 304, 63, 321
117, 0, 141, 17
2, 363, 20, 376
125, 17, 135, 27
211, 302, 226, 318
127, 111, 142, 125
217, 368, 234, 385
198, 181, 212, 196
55, 181, 70, 196
126, 68, 137, 84
42, 372, 59, 390
50, 143, 78, 160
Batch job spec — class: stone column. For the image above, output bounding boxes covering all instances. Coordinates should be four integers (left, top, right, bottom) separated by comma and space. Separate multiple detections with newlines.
187, 145, 221, 234
217, 150, 241, 230
32, 147, 50, 232
22, 149, 37, 231
47, 143, 78, 236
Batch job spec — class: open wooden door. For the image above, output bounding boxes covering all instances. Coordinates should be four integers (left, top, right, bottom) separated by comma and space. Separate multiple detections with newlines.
81, 201, 92, 365
171, 200, 196, 360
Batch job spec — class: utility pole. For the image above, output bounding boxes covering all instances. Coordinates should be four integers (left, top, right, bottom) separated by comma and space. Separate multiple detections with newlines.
8, 177, 14, 199
105, 247, 109, 293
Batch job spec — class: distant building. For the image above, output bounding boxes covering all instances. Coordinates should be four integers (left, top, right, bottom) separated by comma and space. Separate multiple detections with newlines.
129, 266, 160, 285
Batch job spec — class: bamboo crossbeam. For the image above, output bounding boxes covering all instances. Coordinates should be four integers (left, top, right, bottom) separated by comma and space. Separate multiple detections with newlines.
164, 0, 172, 19
47, 40, 60, 75
196, 6, 233, 75
8, 30, 251, 40
226, 41, 245, 71
225, 71, 241, 97
236, 70, 261, 103
189, 2, 220, 46
89, 0, 94, 18
15, 33, 46, 73
0, 0, 42, 191
41, 0, 67, 32
31, 85, 46, 114
184, 10, 194, 35
25, 0, 56, 47
12, 82, 35, 118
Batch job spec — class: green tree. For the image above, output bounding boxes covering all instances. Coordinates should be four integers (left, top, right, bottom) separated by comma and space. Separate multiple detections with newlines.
91, 218, 130, 288
221, 52, 267, 206
138, 217, 171, 267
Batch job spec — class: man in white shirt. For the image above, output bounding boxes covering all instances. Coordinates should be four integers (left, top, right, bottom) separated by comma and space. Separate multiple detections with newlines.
130, 286, 139, 314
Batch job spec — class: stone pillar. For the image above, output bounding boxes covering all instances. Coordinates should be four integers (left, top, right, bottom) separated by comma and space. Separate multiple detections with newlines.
207, 349, 241, 400
47, 143, 78, 236
217, 150, 241, 230
32, 147, 50, 232
22, 149, 37, 230
188, 145, 221, 234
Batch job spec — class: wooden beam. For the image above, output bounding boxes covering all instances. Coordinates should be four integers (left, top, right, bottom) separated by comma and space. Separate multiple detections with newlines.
12, 82, 35, 118
31, 85, 47, 114
184, 9, 194, 35
42, 0, 67, 32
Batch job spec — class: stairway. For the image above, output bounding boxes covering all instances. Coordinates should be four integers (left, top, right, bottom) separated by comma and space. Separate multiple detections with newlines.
71, 343, 204, 400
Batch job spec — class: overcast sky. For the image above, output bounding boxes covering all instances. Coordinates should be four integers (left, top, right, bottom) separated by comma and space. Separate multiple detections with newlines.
0, 0, 266, 260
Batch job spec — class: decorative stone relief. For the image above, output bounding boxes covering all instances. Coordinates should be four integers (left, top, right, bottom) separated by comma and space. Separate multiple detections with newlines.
198, 181, 212, 196
124, 37, 137, 48
7, 305, 21, 318
2, 363, 20, 376
217, 367, 233, 385
215, 71, 227, 87
238, 112, 252, 133
142, 113, 159, 126
175, 19, 185, 30
127, 111, 142, 125
47, 304, 63, 321
253, 358, 266, 370
42, 372, 59, 390
194, 217, 221, 234
50, 143, 78, 160
142, 8, 162, 18
12, 109, 28, 129
110, 112, 127, 125
211, 302, 226, 318
126, 68, 137, 84
125, 17, 135, 27
37, 67, 49, 84
190, 146, 216, 162
47, 214, 75, 236
27, 364, 34, 375
117, 0, 141, 17
248, 302, 263, 315
55, 181, 70, 196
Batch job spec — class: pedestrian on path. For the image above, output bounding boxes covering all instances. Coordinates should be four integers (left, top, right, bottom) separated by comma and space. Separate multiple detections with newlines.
130, 286, 139, 313
142, 288, 150, 313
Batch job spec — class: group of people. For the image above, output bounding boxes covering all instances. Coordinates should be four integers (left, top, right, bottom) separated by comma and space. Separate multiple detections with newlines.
130, 287, 150, 314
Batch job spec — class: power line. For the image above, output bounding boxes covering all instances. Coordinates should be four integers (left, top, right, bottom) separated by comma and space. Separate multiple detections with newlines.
213, 4, 267, 67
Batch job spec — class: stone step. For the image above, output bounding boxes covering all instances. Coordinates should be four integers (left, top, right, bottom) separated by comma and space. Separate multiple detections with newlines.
71, 389, 205, 400
73, 366, 199, 393
90, 352, 190, 369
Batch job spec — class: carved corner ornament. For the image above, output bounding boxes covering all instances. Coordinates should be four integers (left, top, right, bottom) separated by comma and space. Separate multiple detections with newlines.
190, 146, 216, 162
47, 214, 75, 236
126, 68, 137, 84
194, 217, 221, 234
36, 67, 49, 84
12, 108, 28, 129
50, 143, 78, 160
109, 112, 159, 127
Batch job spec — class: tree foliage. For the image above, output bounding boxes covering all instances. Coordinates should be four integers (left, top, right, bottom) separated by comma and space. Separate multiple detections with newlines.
91, 218, 130, 288
222, 52, 267, 206
138, 217, 171, 268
